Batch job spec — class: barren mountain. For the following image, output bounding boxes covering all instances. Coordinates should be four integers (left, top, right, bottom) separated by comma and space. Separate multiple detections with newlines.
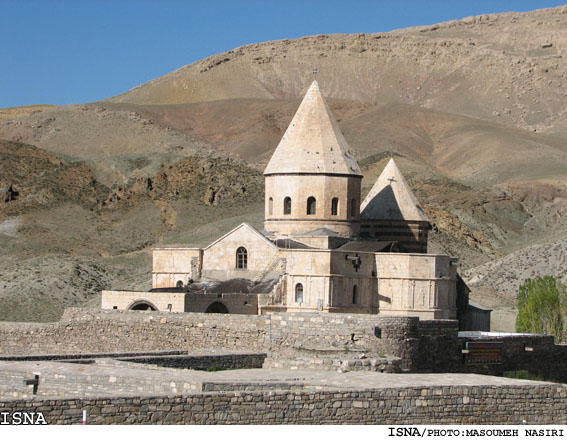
110, 7, 567, 134
1, 6, 567, 327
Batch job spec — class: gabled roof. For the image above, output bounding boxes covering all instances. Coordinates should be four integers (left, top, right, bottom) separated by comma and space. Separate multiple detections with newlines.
264, 81, 362, 177
204, 222, 277, 250
360, 159, 430, 222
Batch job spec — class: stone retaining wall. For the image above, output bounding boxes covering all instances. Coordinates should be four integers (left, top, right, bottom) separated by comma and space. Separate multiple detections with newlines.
121, 353, 266, 371
3, 309, 566, 379
262, 357, 401, 372
0, 309, 268, 355
418, 320, 460, 372
0, 309, 444, 371
0, 350, 187, 362
1, 384, 565, 424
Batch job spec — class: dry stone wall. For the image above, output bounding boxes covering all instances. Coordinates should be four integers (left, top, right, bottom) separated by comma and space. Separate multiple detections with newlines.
0, 309, 269, 355
2, 384, 566, 424
5, 308, 567, 380
0, 309, 459, 373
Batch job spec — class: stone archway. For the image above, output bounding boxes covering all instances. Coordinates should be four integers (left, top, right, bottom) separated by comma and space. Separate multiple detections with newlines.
128, 300, 158, 311
205, 301, 229, 314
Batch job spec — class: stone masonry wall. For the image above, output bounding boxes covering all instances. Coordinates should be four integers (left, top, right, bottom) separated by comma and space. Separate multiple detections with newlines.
418, 320, 460, 372
4, 309, 566, 379
0, 309, 457, 373
1, 384, 566, 424
0, 309, 268, 355
122, 353, 266, 371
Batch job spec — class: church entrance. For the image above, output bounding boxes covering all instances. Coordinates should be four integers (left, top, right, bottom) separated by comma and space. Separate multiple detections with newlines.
205, 302, 229, 313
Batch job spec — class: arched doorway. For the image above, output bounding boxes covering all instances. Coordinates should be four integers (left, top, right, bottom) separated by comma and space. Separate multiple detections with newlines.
128, 300, 158, 311
206, 302, 229, 314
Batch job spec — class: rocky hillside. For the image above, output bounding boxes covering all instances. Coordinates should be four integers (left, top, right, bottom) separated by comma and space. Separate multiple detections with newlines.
110, 7, 567, 135
0, 139, 263, 321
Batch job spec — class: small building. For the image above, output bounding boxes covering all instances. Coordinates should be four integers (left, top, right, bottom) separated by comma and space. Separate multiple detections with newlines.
461, 301, 492, 332
102, 80, 468, 321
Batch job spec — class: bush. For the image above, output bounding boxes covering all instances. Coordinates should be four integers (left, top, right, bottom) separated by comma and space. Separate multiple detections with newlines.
206, 364, 224, 372
516, 276, 567, 342
503, 370, 545, 382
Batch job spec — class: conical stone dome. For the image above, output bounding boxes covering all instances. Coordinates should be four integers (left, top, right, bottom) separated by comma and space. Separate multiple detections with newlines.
264, 81, 362, 177
360, 159, 429, 222
263, 80, 362, 240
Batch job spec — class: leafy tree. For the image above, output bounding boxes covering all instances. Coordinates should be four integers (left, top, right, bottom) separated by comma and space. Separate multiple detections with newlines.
516, 276, 567, 342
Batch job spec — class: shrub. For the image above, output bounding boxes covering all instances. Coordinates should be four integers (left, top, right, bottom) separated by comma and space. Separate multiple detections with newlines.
516, 276, 567, 343
206, 364, 224, 372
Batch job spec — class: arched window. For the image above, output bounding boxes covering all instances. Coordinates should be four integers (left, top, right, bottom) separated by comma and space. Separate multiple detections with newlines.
268, 197, 273, 215
307, 197, 316, 215
331, 197, 339, 216
350, 198, 357, 217
284, 197, 292, 215
352, 285, 358, 305
236, 247, 248, 269
176, 280, 184, 289
295, 283, 304, 303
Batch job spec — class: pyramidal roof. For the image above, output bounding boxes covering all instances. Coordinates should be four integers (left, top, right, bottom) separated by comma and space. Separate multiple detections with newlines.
264, 81, 362, 176
360, 159, 430, 222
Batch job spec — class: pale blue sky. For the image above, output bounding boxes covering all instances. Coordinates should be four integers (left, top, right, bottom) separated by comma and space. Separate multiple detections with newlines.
1, 0, 565, 107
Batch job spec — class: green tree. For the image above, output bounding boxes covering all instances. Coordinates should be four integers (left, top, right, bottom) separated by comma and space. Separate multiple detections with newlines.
516, 276, 567, 342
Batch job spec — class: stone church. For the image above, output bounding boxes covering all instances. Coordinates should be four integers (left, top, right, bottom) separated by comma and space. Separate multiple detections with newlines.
102, 81, 465, 320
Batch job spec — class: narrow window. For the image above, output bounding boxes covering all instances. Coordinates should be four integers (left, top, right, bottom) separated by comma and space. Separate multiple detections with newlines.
295, 283, 304, 303
176, 280, 184, 288
268, 197, 273, 215
350, 198, 357, 217
307, 197, 316, 215
331, 197, 339, 216
236, 247, 248, 269
284, 197, 292, 215
353, 285, 358, 305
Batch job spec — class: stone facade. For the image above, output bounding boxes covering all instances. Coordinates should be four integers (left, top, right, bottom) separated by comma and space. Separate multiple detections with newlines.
201, 223, 279, 281
264, 174, 361, 237
101, 290, 262, 314
101, 290, 187, 312
152, 248, 201, 288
